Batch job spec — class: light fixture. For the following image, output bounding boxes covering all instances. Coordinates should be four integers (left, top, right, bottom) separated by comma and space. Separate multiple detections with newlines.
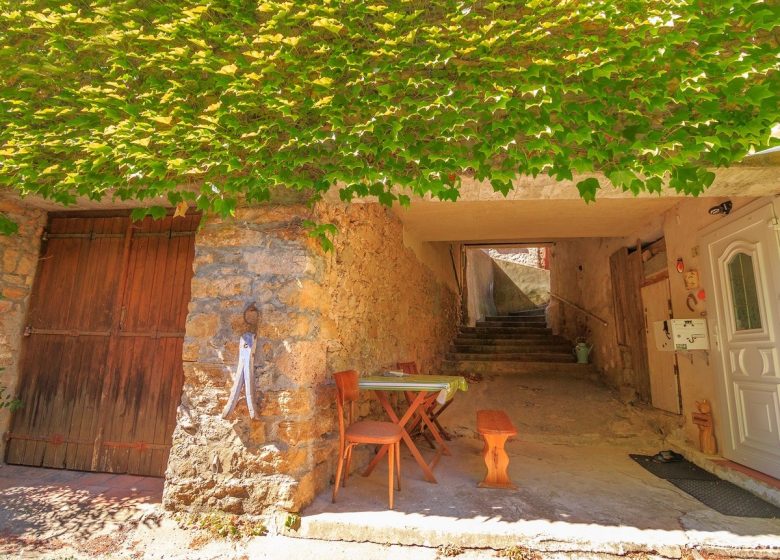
708, 200, 733, 216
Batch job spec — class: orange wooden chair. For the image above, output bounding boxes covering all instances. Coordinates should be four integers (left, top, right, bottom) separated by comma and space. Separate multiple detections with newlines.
333, 370, 402, 509
396, 361, 418, 375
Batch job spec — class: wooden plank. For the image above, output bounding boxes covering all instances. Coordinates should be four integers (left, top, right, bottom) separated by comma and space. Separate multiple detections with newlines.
145, 220, 181, 476
641, 279, 681, 414
26, 218, 89, 467
131, 217, 172, 475
9, 218, 92, 467
609, 247, 651, 402
66, 217, 127, 470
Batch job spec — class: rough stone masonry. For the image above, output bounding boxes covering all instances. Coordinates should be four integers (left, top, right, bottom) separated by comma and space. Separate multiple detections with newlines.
163, 202, 458, 518
0, 196, 46, 460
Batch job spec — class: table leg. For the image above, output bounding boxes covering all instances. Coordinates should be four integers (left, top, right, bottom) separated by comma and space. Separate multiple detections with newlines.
363, 391, 437, 483
405, 391, 451, 457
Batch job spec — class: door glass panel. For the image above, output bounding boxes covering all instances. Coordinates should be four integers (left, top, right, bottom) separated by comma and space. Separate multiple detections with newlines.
727, 252, 762, 331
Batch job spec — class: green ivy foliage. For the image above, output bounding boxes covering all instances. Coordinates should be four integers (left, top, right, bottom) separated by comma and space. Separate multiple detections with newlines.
0, 0, 778, 233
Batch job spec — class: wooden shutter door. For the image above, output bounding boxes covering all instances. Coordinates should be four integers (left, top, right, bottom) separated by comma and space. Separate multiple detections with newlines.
6, 213, 198, 477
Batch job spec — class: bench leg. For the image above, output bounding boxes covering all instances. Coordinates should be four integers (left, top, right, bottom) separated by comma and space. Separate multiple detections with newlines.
478, 434, 516, 489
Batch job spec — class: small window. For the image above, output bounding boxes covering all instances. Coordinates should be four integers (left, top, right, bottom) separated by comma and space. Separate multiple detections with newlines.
727, 252, 762, 331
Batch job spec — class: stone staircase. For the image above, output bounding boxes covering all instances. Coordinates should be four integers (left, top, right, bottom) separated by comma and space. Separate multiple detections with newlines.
442, 307, 596, 375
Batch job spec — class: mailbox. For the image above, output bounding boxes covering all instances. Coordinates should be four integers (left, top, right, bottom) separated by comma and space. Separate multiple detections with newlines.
652, 319, 709, 351
670, 318, 709, 350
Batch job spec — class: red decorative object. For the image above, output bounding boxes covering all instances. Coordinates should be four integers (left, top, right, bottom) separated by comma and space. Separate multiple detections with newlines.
676, 258, 685, 273
697, 288, 706, 301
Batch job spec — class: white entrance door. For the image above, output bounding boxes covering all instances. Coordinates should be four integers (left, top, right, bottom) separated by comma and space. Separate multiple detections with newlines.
702, 200, 780, 478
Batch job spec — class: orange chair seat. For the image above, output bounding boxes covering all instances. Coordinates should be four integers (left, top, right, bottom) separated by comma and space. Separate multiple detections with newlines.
346, 420, 403, 444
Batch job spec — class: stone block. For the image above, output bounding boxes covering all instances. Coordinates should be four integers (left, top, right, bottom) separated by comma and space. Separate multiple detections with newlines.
276, 341, 328, 387
260, 388, 313, 417
186, 313, 221, 339
196, 225, 271, 248
15, 255, 35, 277
245, 251, 310, 277
1, 286, 27, 301
190, 275, 252, 299
234, 205, 307, 224
275, 417, 329, 446
2, 249, 18, 272
183, 362, 230, 386
250, 421, 266, 444
276, 446, 310, 474
182, 341, 200, 362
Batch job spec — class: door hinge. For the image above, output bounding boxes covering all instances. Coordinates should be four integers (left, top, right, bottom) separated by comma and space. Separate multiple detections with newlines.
769, 217, 780, 231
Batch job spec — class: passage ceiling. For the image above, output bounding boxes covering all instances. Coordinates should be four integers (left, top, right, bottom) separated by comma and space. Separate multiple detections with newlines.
393, 198, 683, 242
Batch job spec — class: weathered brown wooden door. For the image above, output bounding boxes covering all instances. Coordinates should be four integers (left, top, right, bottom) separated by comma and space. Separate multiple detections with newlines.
609, 246, 651, 402
6, 213, 199, 477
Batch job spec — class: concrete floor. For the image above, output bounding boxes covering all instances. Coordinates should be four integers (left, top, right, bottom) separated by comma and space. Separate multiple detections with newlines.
299, 372, 780, 558
1, 372, 779, 559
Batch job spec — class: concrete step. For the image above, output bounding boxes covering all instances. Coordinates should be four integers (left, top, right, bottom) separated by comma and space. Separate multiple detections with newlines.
441, 360, 596, 375
451, 343, 572, 353
446, 352, 576, 362
459, 326, 552, 335
477, 320, 547, 328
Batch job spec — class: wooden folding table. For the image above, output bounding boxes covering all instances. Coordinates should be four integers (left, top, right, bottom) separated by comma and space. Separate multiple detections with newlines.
358, 374, 468, 483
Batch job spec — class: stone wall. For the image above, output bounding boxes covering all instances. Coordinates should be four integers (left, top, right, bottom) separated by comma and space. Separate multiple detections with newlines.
164, 202, 458, 519
163, 205, 330, 517
0, 196, 46, 459
318, 203, 459, 375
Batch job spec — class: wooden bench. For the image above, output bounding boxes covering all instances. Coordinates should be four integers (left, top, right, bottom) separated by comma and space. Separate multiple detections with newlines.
476, 409, 518, 489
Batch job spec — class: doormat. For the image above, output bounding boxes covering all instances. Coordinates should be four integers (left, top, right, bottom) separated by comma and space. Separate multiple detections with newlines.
630, 454, 780, 519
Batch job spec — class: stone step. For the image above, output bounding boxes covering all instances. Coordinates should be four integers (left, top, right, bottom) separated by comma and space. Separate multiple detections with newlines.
459, 326, 552, 335
441, 360, 596, 375
484, 315, 546, 323
508, 309, 547, 316
454, 335, 563, 345
477, 320, 547, 328
451, 343, 572, 353
446, 352, 576, 362
455, 333, 567, 342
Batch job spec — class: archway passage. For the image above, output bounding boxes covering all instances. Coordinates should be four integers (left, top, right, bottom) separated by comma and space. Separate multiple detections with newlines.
6, 213, 199, 477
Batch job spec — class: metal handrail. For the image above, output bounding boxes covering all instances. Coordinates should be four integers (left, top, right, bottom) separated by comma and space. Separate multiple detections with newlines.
548, 292, 609, 327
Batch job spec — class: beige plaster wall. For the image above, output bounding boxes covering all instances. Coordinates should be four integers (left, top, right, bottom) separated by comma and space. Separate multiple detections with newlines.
465, 249, 496, 325
0, 196, 46, 460
549, 196, 763, 454
549, 237, 628, 390
403, 232, 460, 294
661, 196, 752, 448
492, 259, 550, 314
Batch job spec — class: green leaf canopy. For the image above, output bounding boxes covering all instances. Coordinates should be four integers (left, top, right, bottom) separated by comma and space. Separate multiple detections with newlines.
0, 0, 778, 224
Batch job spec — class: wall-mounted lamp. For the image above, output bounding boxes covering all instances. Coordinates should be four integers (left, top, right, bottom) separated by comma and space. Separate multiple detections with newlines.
708, 200, 733, 216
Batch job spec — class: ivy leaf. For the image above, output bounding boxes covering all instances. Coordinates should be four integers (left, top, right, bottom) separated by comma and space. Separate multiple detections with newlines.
576, 178, 600, 203
0, 213, 18, 235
